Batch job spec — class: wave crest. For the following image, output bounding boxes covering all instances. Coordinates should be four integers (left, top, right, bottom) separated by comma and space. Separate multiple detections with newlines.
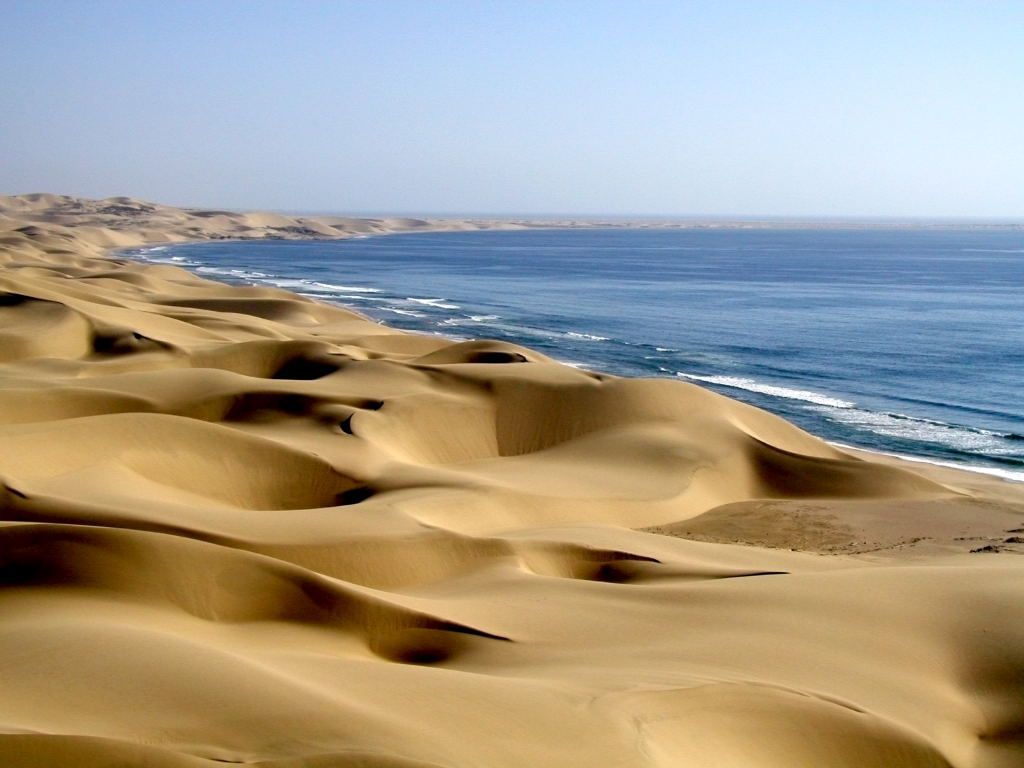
676, 373, 856, 409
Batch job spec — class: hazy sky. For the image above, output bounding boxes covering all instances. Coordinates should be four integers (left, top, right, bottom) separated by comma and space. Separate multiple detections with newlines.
3, 1, 1022, 217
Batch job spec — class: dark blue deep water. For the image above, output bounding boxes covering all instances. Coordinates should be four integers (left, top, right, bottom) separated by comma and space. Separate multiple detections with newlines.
130, 228, 1024, 481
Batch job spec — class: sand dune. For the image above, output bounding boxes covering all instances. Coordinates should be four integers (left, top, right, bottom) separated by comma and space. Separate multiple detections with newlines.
1, 194, 1022, 767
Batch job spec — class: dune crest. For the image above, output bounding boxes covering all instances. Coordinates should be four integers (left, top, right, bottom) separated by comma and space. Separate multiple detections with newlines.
1, 194, 1022, 767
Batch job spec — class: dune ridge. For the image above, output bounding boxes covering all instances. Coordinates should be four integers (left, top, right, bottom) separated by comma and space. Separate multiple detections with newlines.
1, 193, 1022, 767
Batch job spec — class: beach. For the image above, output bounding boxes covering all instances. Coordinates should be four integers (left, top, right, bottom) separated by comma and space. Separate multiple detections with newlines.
136, 228, 1024, 480
2, 194, 1023, 767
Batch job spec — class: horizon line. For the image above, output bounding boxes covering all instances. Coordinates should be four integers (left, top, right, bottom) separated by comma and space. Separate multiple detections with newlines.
279, 208, 1024, 225
5, 192, 1023, 225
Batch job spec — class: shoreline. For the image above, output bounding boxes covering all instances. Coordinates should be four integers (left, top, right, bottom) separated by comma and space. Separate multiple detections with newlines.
125, 234, 1024, 488
3, 193, 1024, 768
831, 441, 1024, 485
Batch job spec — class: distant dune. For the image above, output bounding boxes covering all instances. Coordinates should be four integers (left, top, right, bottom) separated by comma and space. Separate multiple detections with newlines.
1, 194, 1022, 767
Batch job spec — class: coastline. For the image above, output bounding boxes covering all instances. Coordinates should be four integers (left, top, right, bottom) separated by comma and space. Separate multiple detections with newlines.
833, 442, 1024, 485
126, 232, 1024, 488
2, 193, 1024, 767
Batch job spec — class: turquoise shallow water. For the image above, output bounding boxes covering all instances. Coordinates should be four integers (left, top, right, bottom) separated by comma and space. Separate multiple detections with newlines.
131, 227, 1024, 481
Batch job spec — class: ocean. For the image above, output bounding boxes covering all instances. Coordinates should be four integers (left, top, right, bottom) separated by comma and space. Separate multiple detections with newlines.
130, 227, 1024, 481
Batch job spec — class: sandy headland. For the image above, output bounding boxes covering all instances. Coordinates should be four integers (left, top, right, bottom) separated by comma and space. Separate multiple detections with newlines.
1, 194, 1023, 767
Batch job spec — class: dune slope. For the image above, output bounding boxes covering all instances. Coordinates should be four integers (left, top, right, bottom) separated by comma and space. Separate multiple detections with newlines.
1, 194, 1022, 768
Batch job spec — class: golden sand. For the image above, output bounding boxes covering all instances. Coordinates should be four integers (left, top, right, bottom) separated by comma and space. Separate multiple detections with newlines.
1, 194, 1022, 767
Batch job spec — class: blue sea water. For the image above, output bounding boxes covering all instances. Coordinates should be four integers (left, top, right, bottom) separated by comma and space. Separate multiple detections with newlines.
130, 228, 1024, 481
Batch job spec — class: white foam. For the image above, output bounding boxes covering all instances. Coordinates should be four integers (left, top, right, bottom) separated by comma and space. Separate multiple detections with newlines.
335, 294, 388, 302
812, 406, 1015, 454
380, 307, 426, 318
429, 330, 470, 340
566, 331, 610, 342
145, 256, 200, 266
830, 442, 1024, 483
961, 248, 1024, 253
262, 278, 382, 294
677, 373, 856, 409
439, 314, 502, 327
202, 267, 268, 279
313, 282, 381, 293
408, 297, 461, 309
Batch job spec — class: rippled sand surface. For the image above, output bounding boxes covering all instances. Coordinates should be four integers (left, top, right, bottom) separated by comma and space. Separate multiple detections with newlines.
1, 194, 1023, 767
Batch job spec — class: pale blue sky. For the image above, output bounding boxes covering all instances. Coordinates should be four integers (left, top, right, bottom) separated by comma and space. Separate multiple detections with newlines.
2, 1, 1022, 217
